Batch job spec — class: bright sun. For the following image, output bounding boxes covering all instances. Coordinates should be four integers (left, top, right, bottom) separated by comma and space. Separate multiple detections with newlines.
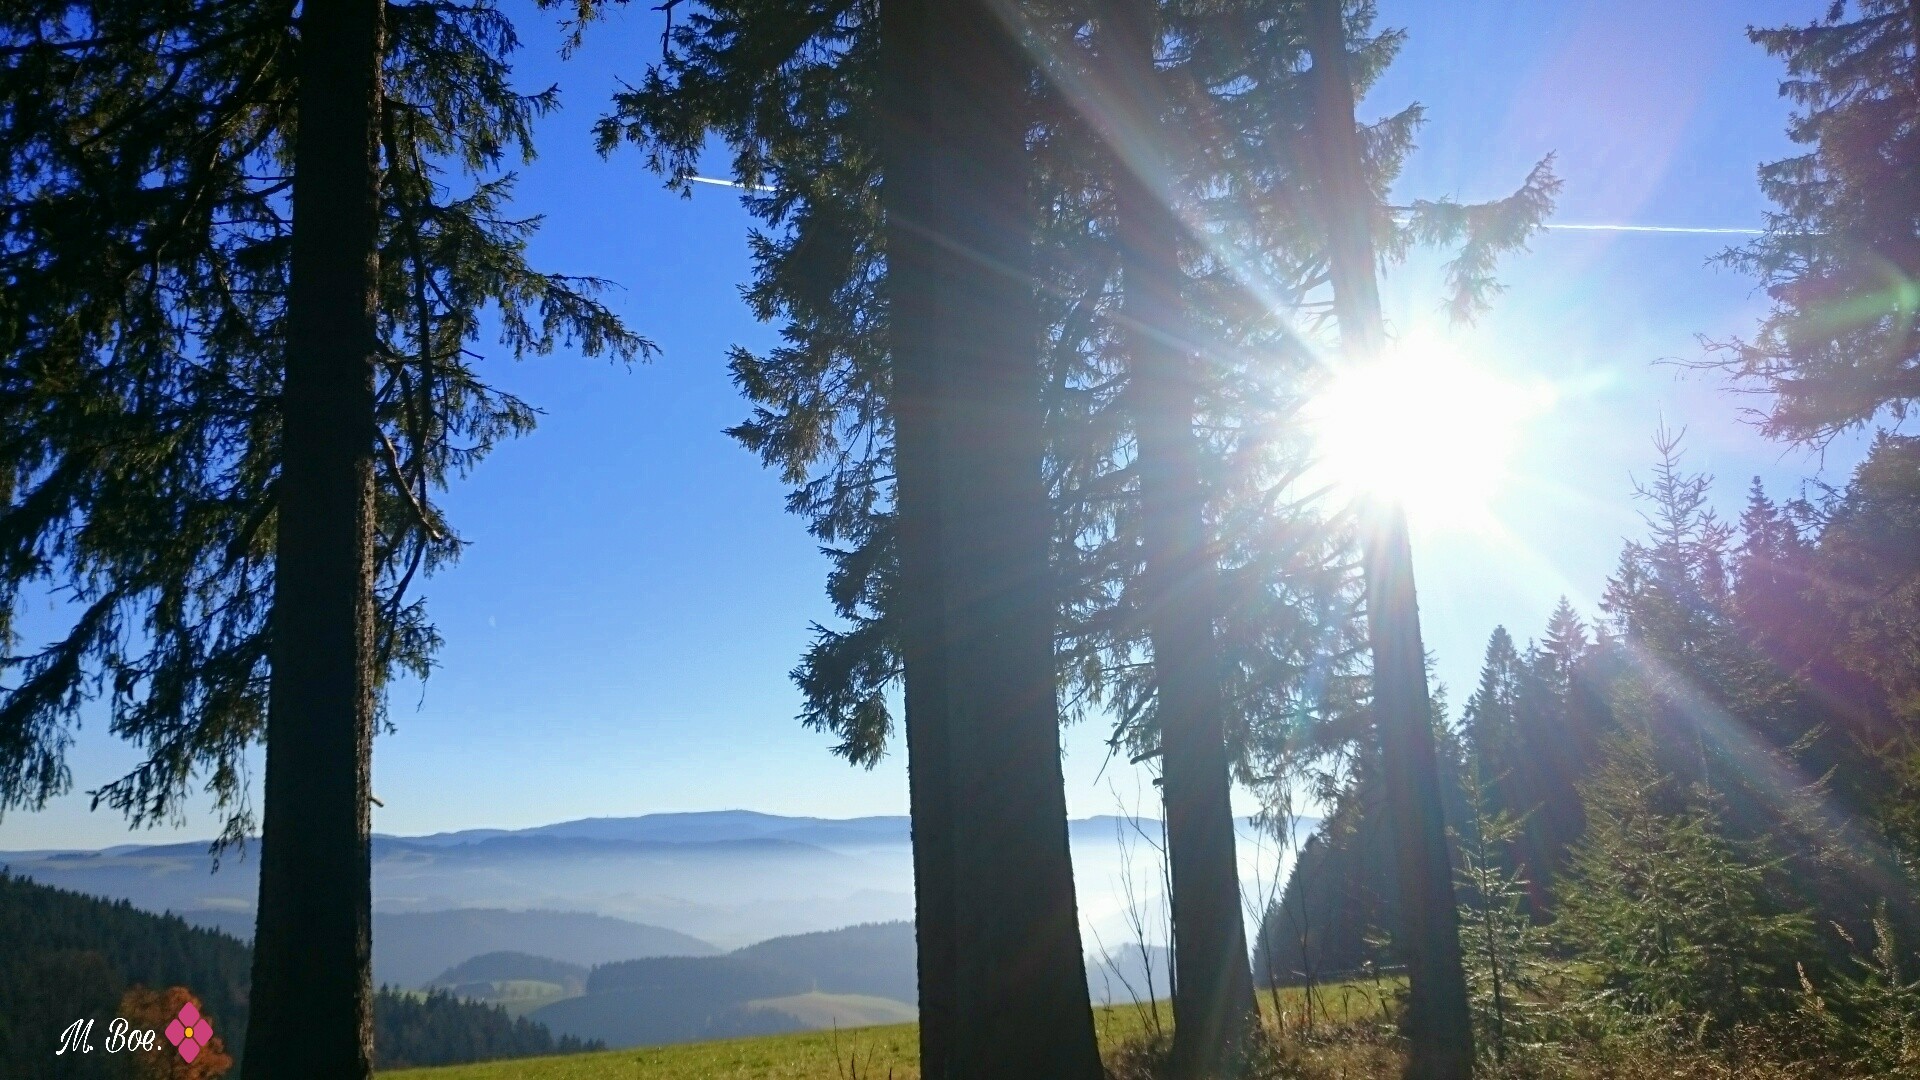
1306, 335, 1547, 528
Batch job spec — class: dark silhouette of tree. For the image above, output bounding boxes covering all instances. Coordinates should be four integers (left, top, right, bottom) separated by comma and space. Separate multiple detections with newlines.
1704, 1, 1920, 442
1457, 625, 1571, 913
1800, 435, 1920, 854
878, 0, 959, 1065
906, 0, 1109, 1072
1, 1, 642, 1075
601, 7, 1549, 1076
242, 0, 387, 1073
1095, 0, 1254, 1070
1301, 0, 1474, 1075
0, 0, 642, 837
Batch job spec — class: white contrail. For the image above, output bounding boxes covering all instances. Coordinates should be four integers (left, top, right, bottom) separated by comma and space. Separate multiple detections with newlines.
690, 175, 776, 193
689, 176, 1767, 235
1543, 222, 1763, 235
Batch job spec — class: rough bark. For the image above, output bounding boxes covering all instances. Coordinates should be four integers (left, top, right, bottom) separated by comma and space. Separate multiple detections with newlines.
879, 0, 956, 1070
909, 0, 1106, 1074
243, 1, 385, 1076
1302, 0, 1474, 1077
1100, 0, 1259, 1073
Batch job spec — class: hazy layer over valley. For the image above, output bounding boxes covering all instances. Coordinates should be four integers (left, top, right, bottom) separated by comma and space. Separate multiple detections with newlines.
0, 809, 1302, 978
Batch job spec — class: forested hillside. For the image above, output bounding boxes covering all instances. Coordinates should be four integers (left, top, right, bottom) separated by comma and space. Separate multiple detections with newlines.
0, 871, 251, 1076
1258, 428, 1920, 1066
0, 874, 600, 1076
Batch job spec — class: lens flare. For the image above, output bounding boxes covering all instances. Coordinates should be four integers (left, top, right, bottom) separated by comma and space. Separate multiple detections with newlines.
1307, 335, 1549, 528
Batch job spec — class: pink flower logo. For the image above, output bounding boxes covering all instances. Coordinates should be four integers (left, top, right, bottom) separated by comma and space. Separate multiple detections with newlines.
163, 1000, 212, 1063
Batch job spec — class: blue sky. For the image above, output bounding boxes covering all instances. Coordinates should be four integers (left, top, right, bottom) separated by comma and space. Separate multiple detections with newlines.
2, 0, 1871, 851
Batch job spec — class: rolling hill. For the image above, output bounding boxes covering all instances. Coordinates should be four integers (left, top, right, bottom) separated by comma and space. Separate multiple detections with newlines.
0, 873, 600, 1075
0, 810, 1309, 984
523, 923, 920, 1048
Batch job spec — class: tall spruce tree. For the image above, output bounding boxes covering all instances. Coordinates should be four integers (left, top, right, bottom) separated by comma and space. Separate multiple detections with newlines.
599, 5, 1551, 1073
1, 0, 643, 1071
1302, 0, 1472, 1072
1, 0, 641, 835
1458, 625, 1578, 908
245, 0, 387, 1073
877, 0, 959, 1066
1706, 1, 1920, 443
1094, 0, 1256, 1069
890, 0, 1108, 1073
1461, 628, 1522, 786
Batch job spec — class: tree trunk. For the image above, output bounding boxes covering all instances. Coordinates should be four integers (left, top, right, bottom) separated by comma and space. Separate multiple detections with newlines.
879, 0, 956, 1070
1301, 1, 1474, 1078
901, 0, 1106, 1074
244, 1, 384, 1076
1101, 0, 1258, 1073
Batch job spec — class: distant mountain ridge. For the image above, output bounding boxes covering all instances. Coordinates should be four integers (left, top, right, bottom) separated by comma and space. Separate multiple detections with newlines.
172, 907, 717, 986
7, 808, 1211, 858
398, 810, 917, 848
2, 810, 1304, 955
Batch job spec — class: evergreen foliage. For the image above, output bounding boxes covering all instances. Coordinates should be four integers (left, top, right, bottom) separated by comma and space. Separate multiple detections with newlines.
1552, 732, 1813, 1039
1451, 765, 1545, 1062
0, 871, 250, 1071
1706, 1, 1920, 443
595, 0, 1552, 774
1791, 904, 1920, 1074
0, 871, 599, 1074
372, 986, 602, 1069
1260, 430, 1920, 1037
0, 0, 646, 845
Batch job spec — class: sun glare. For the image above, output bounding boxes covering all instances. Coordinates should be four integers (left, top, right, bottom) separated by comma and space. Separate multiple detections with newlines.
1307, 336, 1548, 529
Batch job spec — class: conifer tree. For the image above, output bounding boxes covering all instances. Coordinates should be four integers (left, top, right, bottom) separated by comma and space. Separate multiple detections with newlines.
1462, 629, 1522, 786
1452, 764, 1543, 1063
0, 0, 641, 836
1093, 0, 1256, 1067
1554, 732, 1812, 1038
244, 0, 388, 1072
1, 1, 643, 1071
600, 5, 1551, 1073
1707, 1, 1920, 442
1800, 435, 1920, 860
1540, 599, 1591, 685
900, 0, 1106, 1071
1302, 0, 1474, 1071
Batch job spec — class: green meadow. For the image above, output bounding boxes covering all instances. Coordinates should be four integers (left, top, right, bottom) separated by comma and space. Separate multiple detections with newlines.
382, 981, 1400, 1080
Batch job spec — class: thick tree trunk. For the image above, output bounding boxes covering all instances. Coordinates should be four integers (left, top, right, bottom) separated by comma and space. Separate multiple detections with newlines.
1302, 2, 1473, 1078
1101, 0, 1258, 1074
244, 1, 384, 1077
879, 0, 956, 1070
890, 0, 1106, 1075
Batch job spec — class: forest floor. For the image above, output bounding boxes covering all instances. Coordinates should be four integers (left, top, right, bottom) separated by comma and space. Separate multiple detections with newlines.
380, 978, 1400, 1080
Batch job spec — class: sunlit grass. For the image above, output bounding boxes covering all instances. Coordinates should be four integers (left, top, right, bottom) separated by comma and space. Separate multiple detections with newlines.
379, 979, 1401, 1080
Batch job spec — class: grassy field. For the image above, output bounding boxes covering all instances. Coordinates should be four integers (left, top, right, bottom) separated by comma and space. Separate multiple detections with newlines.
745, 992, 921, 1029
383, 980, 1399, 1080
